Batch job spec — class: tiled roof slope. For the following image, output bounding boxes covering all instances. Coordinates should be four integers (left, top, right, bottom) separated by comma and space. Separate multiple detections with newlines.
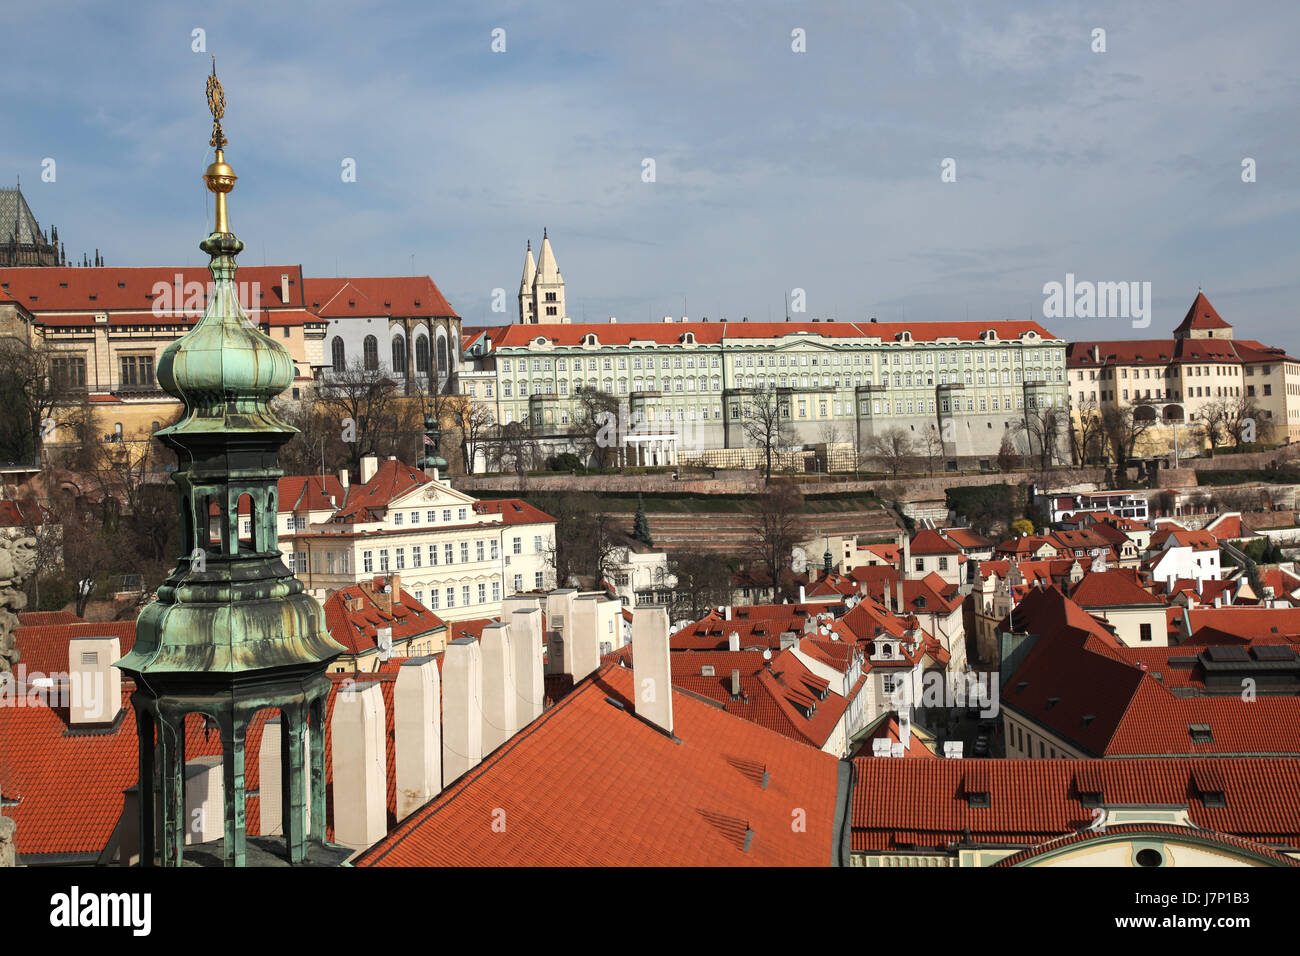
851, 757, 1300, 853
355, 663, 840, 866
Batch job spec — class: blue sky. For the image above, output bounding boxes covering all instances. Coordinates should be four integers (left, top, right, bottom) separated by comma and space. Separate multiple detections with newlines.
4, 1, 1299, 350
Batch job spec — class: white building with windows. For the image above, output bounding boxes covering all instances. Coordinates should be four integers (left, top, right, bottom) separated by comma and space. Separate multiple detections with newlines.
270, 454, 556, 623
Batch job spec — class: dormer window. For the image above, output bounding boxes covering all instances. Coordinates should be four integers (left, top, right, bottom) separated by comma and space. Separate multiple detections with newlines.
680, 331, 695, 345
1189, 723, 1213, 744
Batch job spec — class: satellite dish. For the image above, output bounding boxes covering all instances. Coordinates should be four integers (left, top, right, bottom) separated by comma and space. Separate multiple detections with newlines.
377, 627, 393, 662
762, 649, 773, 661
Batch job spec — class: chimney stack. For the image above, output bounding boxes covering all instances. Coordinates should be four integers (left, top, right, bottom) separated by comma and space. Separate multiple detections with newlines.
442, 638, 484, 785
360, 454, 379, 485
728, 630, 740, 652
339, 468, 349, 489
631, 606, 674, 736
798, 584, 806, 604
479, 623, 519, 753
569, 595, 605, 682
330, 680, 388, 850
395, 657, 441, 821
280, 272, 290, 303
545, 588, 578, 677
258, 716, 312, 839
509, 606, 546, 725
70, 636, 122, 726
730, 669, 741, 698
724, 605, 732, 621
896, 580, 906, 614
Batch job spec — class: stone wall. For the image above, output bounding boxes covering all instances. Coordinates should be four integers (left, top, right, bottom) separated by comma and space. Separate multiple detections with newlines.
0, 814, 14, 867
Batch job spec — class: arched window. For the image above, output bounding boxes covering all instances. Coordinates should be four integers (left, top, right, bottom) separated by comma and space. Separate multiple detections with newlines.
392, 336, 406, 373
363, 335, 378, 371
437, 336, 449, 373
415, 336, 430, 373
331, 336, 345, 371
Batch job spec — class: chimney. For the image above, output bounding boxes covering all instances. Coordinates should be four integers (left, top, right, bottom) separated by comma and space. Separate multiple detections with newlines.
896, 580, 906, 614
569, 596, 605, 683
330, 680, 388, 850
1196, 577, 1203, 595
798, 584, 806, 604
360, 454, 379, 485
724, 605, 732, 621
71, 636, 122, 725
1214, 595, 1222, 608
502, 595, 542, 618
545, 588, 578, 677
395, 657, 441, 821
257, 715, 313, 839
479, 623, 519, 753
509, 606, 546, 725
730, 669, 741, 698
339, 468, 349, 489
902, 535, 912, 577
442, 637, 484, 785
390, 573, 402, 605
280, 272, 290, 303
631, 606, 674, 736
728, 630, 740, 652
780, 631, 797, 651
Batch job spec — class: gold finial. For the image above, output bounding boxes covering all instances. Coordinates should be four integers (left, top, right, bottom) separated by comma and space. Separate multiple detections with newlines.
206, 56, 228, 149
202, 57, 237, 234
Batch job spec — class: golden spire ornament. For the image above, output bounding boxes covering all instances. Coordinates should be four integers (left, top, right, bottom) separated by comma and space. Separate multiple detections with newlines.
202, 57, 237, 235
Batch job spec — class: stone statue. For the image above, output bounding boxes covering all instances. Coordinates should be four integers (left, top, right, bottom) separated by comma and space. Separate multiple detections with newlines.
0, 536, 38, 676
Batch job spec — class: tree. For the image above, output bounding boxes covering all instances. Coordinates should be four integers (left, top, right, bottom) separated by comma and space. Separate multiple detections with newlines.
570, 389, 621, 470
921, 424, 945, 476
1011, 518, 1035, 536
666, 548, 732, 621
1196, 399, 1231, 457
452, 400, 495, 474
489, 420, 541, 479
1101, 403, 1157, 476
867, 427, 914, 478
632, 494, 653, 547
1069, 396, 1106, 466
314, 360, 405, 474
744, 483, 808, 603
740, 385, 795, 484
0, 333, 62, 466
1225, 395, 1269, 450
534, 491, 622, 586
996, 433, 1018, 472
1015, 401, 1064, 472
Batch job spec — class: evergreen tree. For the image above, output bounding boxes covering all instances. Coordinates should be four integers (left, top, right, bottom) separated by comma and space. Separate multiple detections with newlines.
633, 494, 654, 547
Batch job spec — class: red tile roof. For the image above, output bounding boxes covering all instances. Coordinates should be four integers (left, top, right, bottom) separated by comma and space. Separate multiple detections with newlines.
304, 277, 458, 319
16, 610, 84, 627
909, 528, 959, 556
1068, 570, 1164, 608
1174, 292, 1231, 333
322, 586, 445, 656
941, 527, 994, 550
355, 663, 841, 866
331, 459, 430, 522
851, 756, 1300, 854
13, 621, 137, 676
488, 319, 1057, 350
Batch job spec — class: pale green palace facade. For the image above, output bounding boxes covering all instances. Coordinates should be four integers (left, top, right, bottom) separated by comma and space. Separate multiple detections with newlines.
463, 318, 1069, 469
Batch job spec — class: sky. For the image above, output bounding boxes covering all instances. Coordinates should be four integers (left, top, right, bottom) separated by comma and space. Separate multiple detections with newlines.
4, 1, 1299, 351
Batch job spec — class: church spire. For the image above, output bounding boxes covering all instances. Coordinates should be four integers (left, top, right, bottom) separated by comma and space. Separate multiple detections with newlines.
520, 238, 536, 291
116, 62, 343, 868
536, 228, 561, 284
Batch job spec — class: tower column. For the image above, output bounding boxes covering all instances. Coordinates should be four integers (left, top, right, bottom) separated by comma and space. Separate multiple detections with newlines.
134, 699, 157, 867
308, 691, 328, 846
280, 699, 309, 863
157, 707, 187, 868
220, 710, 248, 867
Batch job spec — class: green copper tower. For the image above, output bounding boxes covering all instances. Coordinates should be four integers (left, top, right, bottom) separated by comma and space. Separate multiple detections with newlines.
116, 62, 345, 867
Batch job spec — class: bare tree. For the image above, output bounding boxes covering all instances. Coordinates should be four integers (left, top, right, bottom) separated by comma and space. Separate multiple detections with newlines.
534, 491, 621, 587
1101, 403, 1157, 475
666, 548, 733, 621
569, 388, 621, 470
452, 401, 495, 475
867, 427, 914, 478
0, 333, 62, 466
1226, 395, 1269, 450
489, 420, 541, 479
921, 424, 945, 476
740, 385, 795, 484
315, 361, 403, 474
1015, 402, 1065, 472
1069, 395, 1106, 466
1195, 399, 1231, 458
745, 483, 808, 603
